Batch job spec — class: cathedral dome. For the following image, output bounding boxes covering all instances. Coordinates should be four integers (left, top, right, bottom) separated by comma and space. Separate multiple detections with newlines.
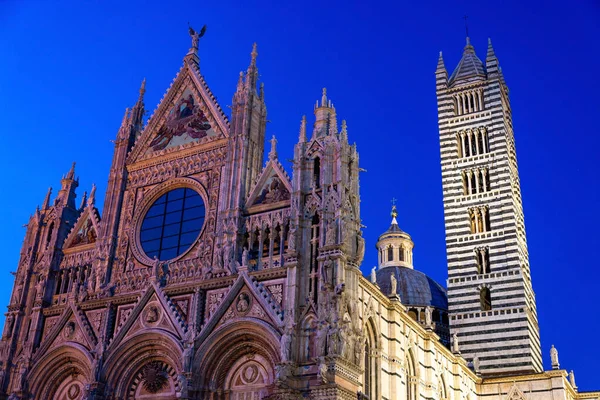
376, 266, 448, 310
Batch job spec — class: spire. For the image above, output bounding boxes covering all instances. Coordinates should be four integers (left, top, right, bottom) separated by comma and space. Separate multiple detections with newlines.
42, 187, 52, 210
328, 110, 338, 136
485, 37, 500, 78
268, 135, 278, 160
390, 202, 398, 225
448, 37, 486, 87
245, 43, 259, 91
259, 82, 265, 101
237, 71, 244, 91
435, 51, 448, 89
436, 51, 446, 71
250, 42, 258, 67
131, 78, 146, 128
340, 120, 348, 142
88, 183, 96, 207
138, 78, 146, 102
79, 191, 88, 210
313, 88, 335, 138
299, 115, 307, 142
58, 162, 79, 209
65, 162, 76, 180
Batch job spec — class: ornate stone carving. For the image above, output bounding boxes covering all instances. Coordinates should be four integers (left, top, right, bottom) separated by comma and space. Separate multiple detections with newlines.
141, 361, 169, 393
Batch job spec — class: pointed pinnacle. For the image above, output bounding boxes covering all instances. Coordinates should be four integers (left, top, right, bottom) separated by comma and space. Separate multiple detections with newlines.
250, 42, 258, 66
486, 37, 497, 59
66, 162, 76, 180
88, 183, 97, 207
42, 187, 52, 210
237, 71, 244, 89
341, 120, 348, 141
436, 51, 446, 71
299, 115, 307, 142
139, 78, 146, 101
321, 88, 328, 107
79, 191, 88, 210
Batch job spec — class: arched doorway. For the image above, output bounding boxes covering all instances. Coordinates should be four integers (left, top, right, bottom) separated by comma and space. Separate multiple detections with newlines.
102, 331, 183, 400
27, 344, 92, 400
194, 319, 280, 400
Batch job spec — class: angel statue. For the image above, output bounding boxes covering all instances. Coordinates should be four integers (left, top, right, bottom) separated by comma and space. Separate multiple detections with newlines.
188, 24, 207, 51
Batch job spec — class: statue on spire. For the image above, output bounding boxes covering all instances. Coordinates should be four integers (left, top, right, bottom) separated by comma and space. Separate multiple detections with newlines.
188, 24, 207, 53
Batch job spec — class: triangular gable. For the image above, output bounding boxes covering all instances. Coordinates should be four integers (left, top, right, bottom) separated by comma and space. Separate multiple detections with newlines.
305, 139, 324, 158
63, 206, 100, 250
35, 302, 97, 362
128, 60, 230, 163
246, 159, 292, 210
197, 272, 284, 344
506, 384, 526, 400
107, 282, 187, 354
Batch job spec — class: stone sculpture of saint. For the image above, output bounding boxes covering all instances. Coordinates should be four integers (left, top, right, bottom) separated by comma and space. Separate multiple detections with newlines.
390, 274, 397, 296
452, 332, 460, 353
215, 244, 224, 270
425, 306, 433, 327
287, 222, 296, 251
183, 342, 193, 372
326, 220, 337, 245
316, 321, 328, 357
370, 266, 377, 284
320, 259, 333, 290
241, 247, 249, 268
550, 345, 559, 369
355, 231, 365, 264
280, 324, 293, 362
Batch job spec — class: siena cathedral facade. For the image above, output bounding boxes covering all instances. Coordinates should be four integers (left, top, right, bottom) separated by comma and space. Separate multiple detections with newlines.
0, 29, 597, 400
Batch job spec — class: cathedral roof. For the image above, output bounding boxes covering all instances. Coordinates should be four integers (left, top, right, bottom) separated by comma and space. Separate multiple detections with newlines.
377, 266, 448, 310
449, 37, 487, 87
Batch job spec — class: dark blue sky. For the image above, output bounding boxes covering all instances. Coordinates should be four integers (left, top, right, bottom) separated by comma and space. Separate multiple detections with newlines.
1, 0, 598, 390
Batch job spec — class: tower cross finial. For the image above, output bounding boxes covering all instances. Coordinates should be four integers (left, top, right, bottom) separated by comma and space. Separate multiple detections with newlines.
391, 197, 397, 207
463, 15, 469, 38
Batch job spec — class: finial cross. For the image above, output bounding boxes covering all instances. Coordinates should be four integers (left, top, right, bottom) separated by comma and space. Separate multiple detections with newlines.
391, 197, 397, 207
463, 15, 469, 37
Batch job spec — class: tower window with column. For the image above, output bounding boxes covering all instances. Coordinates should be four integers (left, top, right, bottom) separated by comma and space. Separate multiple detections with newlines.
468, 206, 490, 233
462, 167, 490, 195
475, 247, 490, 274
457, 127, 489, 158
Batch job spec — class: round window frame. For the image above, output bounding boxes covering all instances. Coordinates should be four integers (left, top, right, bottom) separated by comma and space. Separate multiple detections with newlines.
131, 177, 208, 265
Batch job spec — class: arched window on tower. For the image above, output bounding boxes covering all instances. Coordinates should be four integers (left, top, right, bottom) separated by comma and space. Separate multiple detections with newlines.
313, 157, 321, 189
480, 287, 492, 311
399, 245, 405, 262
387, 246, 394, 262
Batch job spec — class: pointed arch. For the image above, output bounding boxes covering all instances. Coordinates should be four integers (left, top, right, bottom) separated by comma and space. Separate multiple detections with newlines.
438, 373, 448, 400
363, 316, 380, 400
193, 319, 280, 397
405, 348, 418, 400
102, 329, 184, 399
27, 343, 93, 400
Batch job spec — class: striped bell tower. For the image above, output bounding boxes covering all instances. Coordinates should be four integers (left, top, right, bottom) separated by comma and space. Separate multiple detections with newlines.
435, 37, 542, 376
